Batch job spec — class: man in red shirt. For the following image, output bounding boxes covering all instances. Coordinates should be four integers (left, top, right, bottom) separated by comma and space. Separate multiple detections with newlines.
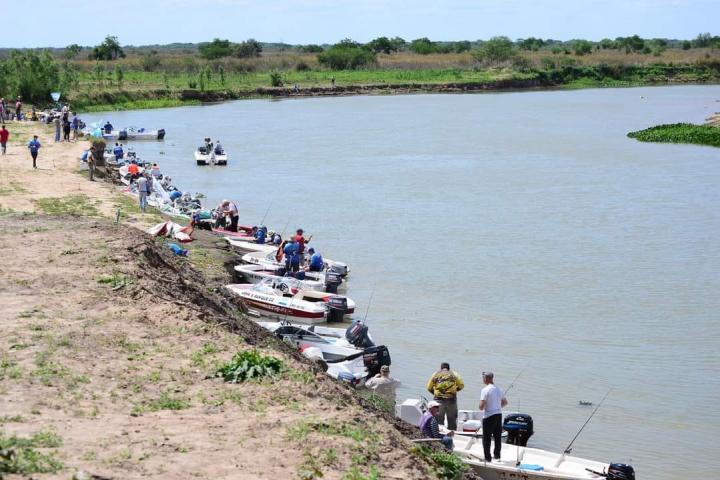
0, 125, 9, 155
293, 228, 312, 265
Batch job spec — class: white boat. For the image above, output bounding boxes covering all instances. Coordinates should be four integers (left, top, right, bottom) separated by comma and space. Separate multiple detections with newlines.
396, 398, 509, 438
234, 264, 325, 292
195, 146, 228, 166
256, 320, 389, 385
241, 250, 350, 278
453, 436, 635, 480
226, 236, 278, 255
225, 278, 355, 324
102, 127, 166, 141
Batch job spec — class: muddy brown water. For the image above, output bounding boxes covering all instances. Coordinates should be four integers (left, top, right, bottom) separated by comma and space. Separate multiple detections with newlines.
84, 85, 720, 479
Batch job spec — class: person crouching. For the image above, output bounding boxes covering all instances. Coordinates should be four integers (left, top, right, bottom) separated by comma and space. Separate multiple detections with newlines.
418, 400, 454, 450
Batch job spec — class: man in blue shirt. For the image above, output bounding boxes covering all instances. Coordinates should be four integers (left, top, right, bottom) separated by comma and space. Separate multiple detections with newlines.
27, 135, 41, 169
283, 238, 300, 273
308, 248, 324, 272
113, 143, 124, 161
418, 401, 454, 450
104, 121, 113, 134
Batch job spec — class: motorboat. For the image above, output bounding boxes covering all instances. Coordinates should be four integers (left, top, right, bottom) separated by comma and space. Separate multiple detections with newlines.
225, 277, 355, 324
226, 236, 278, 255
102, 127, 166, 141
241, 250, 350, 278
234, 262, 345, 293
257, 320, 390, 385
234, 264, 325, 292
195, 145, 228, 166
396, 398, 510, 438
452, 436, 635, 480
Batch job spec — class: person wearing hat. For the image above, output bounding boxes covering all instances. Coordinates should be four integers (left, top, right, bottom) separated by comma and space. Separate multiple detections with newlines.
294, 229, 312, 264
418, 400, 454, 450
365, 365, 400, 405
27, 135, 41, 169
426, 362, 464, 431
479, 371, 508, 462
307, 247, 324, 272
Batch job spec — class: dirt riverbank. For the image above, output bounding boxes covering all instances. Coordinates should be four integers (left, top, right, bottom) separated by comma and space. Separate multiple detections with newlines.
0, 122, 467, 479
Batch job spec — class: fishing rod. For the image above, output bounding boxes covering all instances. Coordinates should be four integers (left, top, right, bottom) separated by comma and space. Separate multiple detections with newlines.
361, 285, 376, 324
554, 388, 613, 467
259, 201, 272, 226
504, 366, 526, 396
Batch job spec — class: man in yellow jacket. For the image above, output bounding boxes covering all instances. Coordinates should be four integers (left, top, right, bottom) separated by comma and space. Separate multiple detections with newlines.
426, 362, 464, 430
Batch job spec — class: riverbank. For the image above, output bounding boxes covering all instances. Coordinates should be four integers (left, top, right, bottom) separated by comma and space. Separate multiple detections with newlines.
0, 124, 465, 479
69, 62, 720, 112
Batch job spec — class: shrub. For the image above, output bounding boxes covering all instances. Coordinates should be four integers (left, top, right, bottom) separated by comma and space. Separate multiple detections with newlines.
409, 37, 439, 55
412, 446, 467, 480
269, 71, 283, 87
318, 40, 376, 70
215, 350, 284, 383
572, 40, 593, 56
472, 36, 516, 65
235, 39, 262, 58
199, 38, 234, 59
295, 61, 311, 72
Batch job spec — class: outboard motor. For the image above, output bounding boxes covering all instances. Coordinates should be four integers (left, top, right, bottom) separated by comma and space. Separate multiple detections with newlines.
324, 270, 343, 294
345, 320, 374, 348
503, 413, 534, 446
330, 262, 349, 278
607, 464, 635, 480
118, 130, 128, 140
362, 345, 391, 378
326, 296, 348, 323
157, 128, 166, 140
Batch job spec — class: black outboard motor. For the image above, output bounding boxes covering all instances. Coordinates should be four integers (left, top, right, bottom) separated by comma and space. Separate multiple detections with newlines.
345, 320, 375, 348
607, 463, 635, 480
118, 130, 128, 140
362, 345, 391, 378
157, 128, 166, 140
324, 270, 342, 294
503, 413, 534, 446
326, 296, 348, 323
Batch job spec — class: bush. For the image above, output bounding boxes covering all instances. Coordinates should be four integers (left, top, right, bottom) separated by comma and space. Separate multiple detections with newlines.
235, 39, 262, 58
572, 40, 593, 56
473, 36, 516, 65
412, 446, 467, 480
300, 44, 324, 53
318, 40, 376, 70
409, 37, 439, 55
215, 350, 284, 383
295, 61, 311, 72
269, 71, 283, 87
199, 38, 234, 60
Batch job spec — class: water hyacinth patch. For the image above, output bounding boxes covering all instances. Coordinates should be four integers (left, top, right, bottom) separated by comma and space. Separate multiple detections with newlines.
215, 350, 284, 383
627, 123, 720, 148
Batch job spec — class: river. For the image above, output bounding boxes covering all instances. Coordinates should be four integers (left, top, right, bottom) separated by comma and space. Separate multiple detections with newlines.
84, 85, 720, 479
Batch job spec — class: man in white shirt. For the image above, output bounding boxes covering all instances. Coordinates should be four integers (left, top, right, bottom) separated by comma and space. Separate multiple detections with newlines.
365, 365, 400, 406
479, 371, 508, 462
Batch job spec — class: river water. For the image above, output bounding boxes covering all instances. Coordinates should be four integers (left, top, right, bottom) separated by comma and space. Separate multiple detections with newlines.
85, 85, 720, 479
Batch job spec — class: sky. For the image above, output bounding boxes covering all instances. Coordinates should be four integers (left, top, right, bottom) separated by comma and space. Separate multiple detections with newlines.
2, 0, 718, 48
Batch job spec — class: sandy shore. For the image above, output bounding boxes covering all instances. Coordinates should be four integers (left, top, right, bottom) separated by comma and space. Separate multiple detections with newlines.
0, 121, 455, 479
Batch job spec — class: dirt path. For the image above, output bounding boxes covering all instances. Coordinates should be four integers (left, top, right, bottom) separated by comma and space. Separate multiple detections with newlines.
0, 120, 461, 479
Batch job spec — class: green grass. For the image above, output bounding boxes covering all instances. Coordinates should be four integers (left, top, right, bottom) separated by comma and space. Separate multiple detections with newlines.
80, 98, 201, 112
132, 391, 191, 415
34, 195, 100, 216
628, 123, 720, 148
0, 428, 64, 475
412, 446, 467, 480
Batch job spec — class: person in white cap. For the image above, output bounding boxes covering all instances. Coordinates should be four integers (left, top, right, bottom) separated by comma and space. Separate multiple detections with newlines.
479, 371, 508, 462
417, 400, 454, 450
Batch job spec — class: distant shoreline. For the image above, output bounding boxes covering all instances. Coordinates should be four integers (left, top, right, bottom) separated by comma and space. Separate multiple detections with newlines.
75, 77, 720, 113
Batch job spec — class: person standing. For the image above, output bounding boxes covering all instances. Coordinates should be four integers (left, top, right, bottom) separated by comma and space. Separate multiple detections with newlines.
87, 146, 96, 181
0, 99, 5, 124
113, 142, 124, 161
15, 96, 22, 120
137, 174, 151, 212
426, 362, 465, 431
365, 365, 400, 406
62, 118, 71, 142
283, 237, 300, 273
27, 135, 41, 169
0, 125, 9, 155
53, 116, 61, 142
221, 200, 239, 232
479, 371, 508, 462
294, 228, 312, 264
418, 401, 454, 450
71, 114, 79, 140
